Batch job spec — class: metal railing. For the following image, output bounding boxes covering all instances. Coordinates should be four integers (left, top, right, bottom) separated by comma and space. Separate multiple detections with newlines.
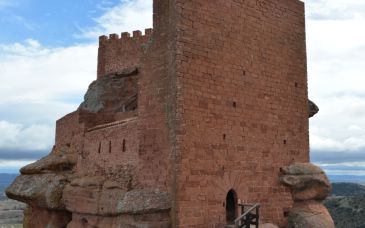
234, 203, 260, 228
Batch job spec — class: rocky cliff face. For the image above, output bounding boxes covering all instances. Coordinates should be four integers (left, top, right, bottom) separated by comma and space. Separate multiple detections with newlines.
6, 69, 171, 228
6, 145, 75, 227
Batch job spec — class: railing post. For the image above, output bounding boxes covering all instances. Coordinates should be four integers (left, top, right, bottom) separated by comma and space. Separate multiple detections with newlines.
234, 203, 260, 228
256, 207, 258, 227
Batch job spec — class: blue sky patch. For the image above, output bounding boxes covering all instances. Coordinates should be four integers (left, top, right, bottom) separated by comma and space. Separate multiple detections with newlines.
0, 0, 120, 47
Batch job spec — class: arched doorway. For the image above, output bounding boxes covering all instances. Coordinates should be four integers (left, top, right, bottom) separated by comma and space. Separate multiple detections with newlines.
226, 189, 238, 224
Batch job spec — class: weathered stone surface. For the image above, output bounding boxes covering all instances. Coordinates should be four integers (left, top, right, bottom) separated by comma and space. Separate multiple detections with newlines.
79, 67, 138, 113
308, 99, 319, 118
280, 163, 331, 201
63, 181, 170, 216
69, 176, 105, 187
280, 163, 334, 228
288, 201, 335, 228
280, 162, 324, 176
63, 184, 126, 215
6, 174, 69, 210
20, 145, 76, 175
260, 223, 279, 228
117, 189, 171, 214
23, 206, 71, 228
66, 212, 171, 228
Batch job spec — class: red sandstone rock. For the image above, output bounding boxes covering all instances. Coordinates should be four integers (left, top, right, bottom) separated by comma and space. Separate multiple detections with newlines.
288, 201, 335, 228
116, 189, 171, 214
6, 174, 70, 210
63, 178, 170, 216
308, 99, 319, 118
79, 67, 138, 114
66, 212, 171, 228
20, 145, 76, 175
23, 206, 71, 228
280, 163, 334, 228
280, 163, 331, 201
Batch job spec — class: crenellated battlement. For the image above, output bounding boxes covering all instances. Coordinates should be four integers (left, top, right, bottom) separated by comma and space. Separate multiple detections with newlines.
97, 28, 153, 78
99, 28, 153, 44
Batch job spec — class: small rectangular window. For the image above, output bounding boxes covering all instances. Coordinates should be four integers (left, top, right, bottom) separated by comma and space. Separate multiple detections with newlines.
122, 139, 126, 152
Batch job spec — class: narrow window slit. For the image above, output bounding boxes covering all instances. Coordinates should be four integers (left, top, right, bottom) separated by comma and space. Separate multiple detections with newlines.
98, 142, 101, 154
122, 139, 126, 152
109, 141, 112, 153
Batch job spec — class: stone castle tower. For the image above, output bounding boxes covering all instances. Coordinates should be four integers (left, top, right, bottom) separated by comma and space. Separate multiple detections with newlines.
7, 0, 334, 227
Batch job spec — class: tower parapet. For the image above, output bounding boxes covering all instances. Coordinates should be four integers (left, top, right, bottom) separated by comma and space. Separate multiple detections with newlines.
97, 29, 153, 78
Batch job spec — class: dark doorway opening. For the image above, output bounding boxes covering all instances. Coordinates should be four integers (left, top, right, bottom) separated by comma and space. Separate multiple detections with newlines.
226, 189, 238, 224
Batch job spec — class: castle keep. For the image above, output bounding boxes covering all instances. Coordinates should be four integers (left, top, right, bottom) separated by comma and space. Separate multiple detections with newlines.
7, 0, 334, 227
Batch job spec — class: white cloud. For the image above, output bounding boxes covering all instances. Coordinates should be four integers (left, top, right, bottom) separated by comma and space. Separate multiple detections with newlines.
78, 0, 152, 39
0, 40, 97, 159
316, 162, 365, 176
306, 0, 365, 20
0, 0, 153, 163
0, 160, 35, 171
305, 0, 365, 163
0, 120, 53, 151
0, 39, 48, 57
0, 40, 97, 104
309, 97, 365, 152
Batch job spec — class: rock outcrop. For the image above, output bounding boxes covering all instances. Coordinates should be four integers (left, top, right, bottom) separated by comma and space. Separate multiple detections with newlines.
308, 100, 319, 118
20, 145, 77, 175
280, 163, 335, 228
6, 68, 172, 228
6, 145, 76, 227
79, 67, 138, 114
6, 174, 69, 210
62, 177, 170, 216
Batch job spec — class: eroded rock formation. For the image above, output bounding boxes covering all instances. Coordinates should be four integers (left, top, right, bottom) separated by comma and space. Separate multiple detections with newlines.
308, 100, 319, 118
280, 163, 335, 228
6, 66, 171, 227
6, 145, 76, 227
79, 67, 138, 114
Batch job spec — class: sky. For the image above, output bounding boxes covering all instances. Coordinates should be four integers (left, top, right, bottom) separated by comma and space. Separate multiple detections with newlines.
0, 0, 364, 176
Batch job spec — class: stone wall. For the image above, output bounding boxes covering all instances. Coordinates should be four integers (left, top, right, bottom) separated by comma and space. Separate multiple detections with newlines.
78, 119, 139, 175
97, 29, 153, 78
173, 0, 309, 226
55, 111, 84, 147
136, 0, 177, 192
